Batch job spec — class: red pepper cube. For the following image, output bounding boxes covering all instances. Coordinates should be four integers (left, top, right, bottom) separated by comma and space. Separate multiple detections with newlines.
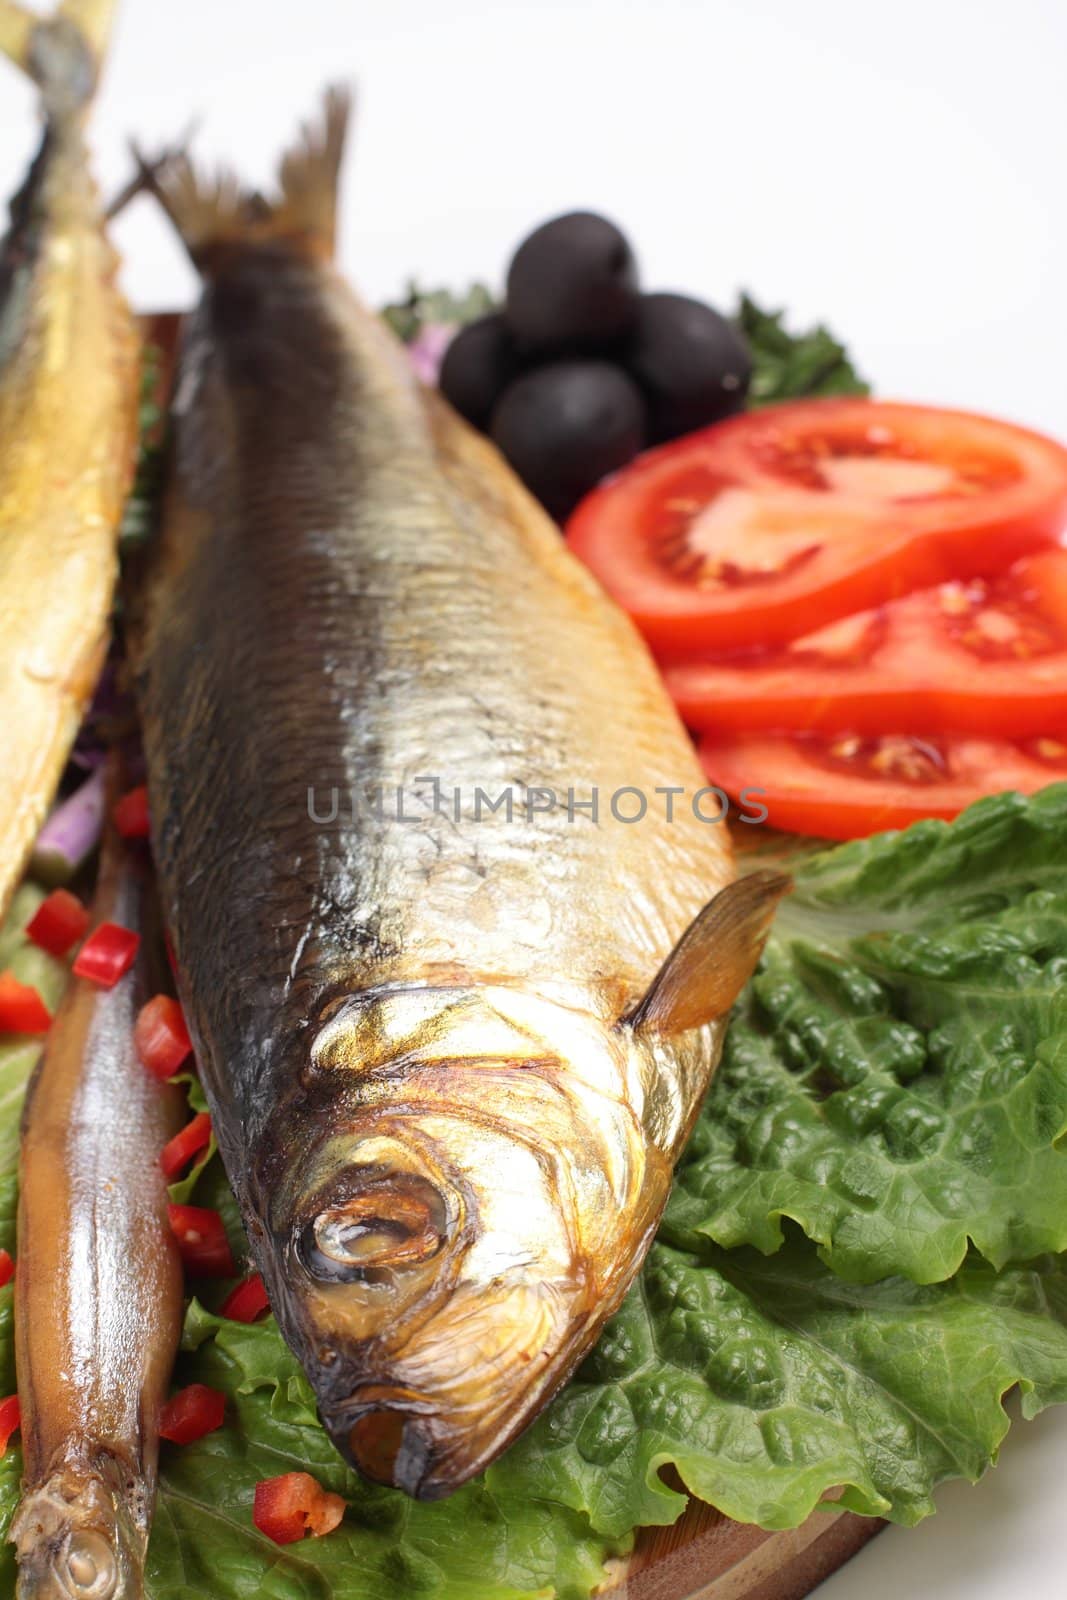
167, 1203, 236, 1278
135, 995, 193, 1081
253, 1472, 345, 1546
159, 1383, 226, 1445
0, 1396, 20, 1458
221, 1273, 271, 1323
113, 784, 151, 840
0, 972, 52, 1035
72, 923, 140, 989
161, 1112, 213, 1180
25, 889, 91, 957
0, 1250, 13, 1289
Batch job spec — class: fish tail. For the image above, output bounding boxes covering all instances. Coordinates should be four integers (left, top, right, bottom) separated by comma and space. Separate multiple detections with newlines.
12, 1462, 146, 1599
0, 0, 117, 113
141, 84, 353, 269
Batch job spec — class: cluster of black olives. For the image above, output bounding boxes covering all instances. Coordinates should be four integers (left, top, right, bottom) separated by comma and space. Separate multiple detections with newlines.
440, 212, 752, 522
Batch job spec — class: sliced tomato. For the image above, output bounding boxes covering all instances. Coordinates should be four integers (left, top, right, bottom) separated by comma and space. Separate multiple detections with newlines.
168, 1204, 236, 1278
135, 995, 193, 1081
161, 1112, 213, 1180
0, 1396, 19, 1457
72, 922, 141, 988
159, 1383, 226, 1445
253, 1472, 346, 1545
669, 549, 1067, 736
567, 400, 1067, 656
25, 889, 91, 957
0, 972, 52, 1035
113, 784, 151, 840
699, 729, 1067, 840
221, 1273, 271, 1323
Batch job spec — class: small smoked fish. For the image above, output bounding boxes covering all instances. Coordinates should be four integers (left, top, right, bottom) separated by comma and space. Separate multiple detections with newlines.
0, 0, 140, 922
130, 92, 787, 1500
12, 818, 184, 1598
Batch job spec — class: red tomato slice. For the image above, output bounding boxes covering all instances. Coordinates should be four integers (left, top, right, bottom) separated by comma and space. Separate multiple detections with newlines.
221, 1273, 271, 1323
135, 995, 193, 1081
160, 1112, 213, 1180
167, 1204, 236, 1278
0, 972, 52, 1035
0, 1396, 20, 1458
113, 784, 151, 840
72, 922, 141, 988
699, 729, 1067, 839
567, 400, 1067, 656
159, 1384, 226, 1445
25, 889, 91, 957
670, 549, 1067, 737
253, 1472, 346, 1546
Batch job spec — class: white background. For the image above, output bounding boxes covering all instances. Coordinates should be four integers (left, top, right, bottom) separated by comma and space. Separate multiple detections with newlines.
3, 1, 1067, 1595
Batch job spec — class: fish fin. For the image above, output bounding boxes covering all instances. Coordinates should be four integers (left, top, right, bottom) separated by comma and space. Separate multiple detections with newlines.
626, 870, 792, 1038
0, 0, 115, 106
105, 123, 199, 221
274, 84, 352, 257
141, 85, 352, 268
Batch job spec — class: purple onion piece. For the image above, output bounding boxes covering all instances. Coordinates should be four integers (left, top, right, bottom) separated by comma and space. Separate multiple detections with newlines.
408, 322, 456, 386
31, 766, 107, 886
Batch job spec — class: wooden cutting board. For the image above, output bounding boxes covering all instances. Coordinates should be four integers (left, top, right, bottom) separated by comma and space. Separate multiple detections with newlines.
602, 1498, 884, 1600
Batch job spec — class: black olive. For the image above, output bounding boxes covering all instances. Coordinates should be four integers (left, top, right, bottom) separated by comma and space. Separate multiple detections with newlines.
625, 292, 752, 443
490, 361, 646, 523
505, 212, 639, 355
439, 313, 521, 430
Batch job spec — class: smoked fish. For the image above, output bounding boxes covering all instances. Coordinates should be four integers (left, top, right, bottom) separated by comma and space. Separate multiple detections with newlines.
0, 0, 140, 922
12, 811, 184, 1598
130, 92, 787, 1499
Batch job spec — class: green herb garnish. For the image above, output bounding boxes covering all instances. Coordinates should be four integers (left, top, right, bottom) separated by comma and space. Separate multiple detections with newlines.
736, 292, 870, 405
381, 282, 496, 344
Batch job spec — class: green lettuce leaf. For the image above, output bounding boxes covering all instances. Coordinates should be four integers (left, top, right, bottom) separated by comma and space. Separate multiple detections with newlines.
499, 1240, 1067, 1533
666, 787, 1067, 1283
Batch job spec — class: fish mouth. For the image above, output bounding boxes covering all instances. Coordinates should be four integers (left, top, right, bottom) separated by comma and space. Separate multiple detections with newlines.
318, 1286, 588, 1499
344, 1401, 442, 1499
11, 1467, 143, 1599
323, 1388, 506, 1501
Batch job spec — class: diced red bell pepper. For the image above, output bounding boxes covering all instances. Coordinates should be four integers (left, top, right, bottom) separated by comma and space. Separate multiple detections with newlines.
135, 995, 193, 1080
253, 1472, 346, 1546
167, 1204, 236, 1278
0, 972, 52, 1035
221, 1273, 271, 1323
0, 1250, 13, 1289
0, 1396, 20, 1457
112, 784, 151, 840
159, 1383, 226, 1445
25, 889, 91, 957
72, 923, 140, 989
161, 1112, 213, 1180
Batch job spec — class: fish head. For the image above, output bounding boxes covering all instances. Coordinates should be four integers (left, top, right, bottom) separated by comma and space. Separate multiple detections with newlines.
11, 1465, 146, 1599
261, 984, 675, 1498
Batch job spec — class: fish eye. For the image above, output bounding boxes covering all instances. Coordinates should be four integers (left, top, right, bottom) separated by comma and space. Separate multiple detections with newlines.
57, 1530, 118, 1600
298, 1170, 448, 1284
